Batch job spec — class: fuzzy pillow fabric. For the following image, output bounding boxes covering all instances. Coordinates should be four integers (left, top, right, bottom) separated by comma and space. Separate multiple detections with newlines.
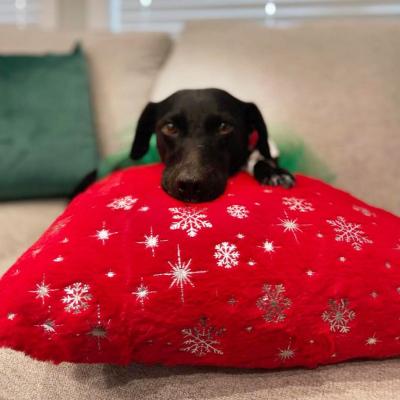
0, 164, 399, 368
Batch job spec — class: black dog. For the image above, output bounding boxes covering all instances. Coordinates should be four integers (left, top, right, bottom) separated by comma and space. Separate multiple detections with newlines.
131, 88, 295, 202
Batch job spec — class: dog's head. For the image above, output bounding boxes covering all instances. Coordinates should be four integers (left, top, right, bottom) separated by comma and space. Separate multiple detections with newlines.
131, 89, 271, 202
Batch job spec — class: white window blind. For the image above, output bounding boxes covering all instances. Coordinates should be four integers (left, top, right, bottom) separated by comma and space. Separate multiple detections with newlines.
0, 0, 41, 26
110, 0, 400, 33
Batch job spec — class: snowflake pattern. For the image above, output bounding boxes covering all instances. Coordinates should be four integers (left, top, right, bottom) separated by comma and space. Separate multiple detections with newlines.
107, 195, 137, 211
29, 276, 57, 304
87, 305, 110, 350
214, 242, 240, 269
283, 197, 314, 213
93, 223, 118, 245
180, 317, 224, 357
132, 278, 156, 308
48, 216, 71, 236
35, 320, 60, 334
278, 342, 295, 361
327, 216, 372, 251
259, 240, 279, 254
352, 205, 376, 217
278, 213, 310, 242
226, 205, 249, 219
61, 282, 92, 314
256, 284, 292, 323
322, 298, 355, 333
169, 207, 212, 237
137, 227, 167, 257
154, 245, 207, 303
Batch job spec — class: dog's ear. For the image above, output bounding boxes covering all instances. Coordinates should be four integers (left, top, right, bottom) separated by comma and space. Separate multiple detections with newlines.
130, 102, 157, 160
245, 103, 271, 159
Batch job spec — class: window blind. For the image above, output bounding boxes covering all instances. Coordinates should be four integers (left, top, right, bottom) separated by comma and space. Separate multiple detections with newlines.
110, 0, 400, 33
0, 0, 40, 26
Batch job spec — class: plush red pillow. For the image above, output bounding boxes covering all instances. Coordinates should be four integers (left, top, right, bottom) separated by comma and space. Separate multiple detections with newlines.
1, 164, 399, 368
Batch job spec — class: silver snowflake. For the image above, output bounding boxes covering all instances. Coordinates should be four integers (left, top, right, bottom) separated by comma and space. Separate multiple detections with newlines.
93, 223, 118, 245
107, 195, 137, 211
35, 320, 60, 334
7, 313, 16, 320
214, 242, 240, 269
322, 298, 355, 333
256, 284, 291, 323
326, 216, 372, 251
278, 342, 295, 361
30, 276, 57, 304
365, 334, 380, 346
132, 278, 156, 308
48, 216, 71, 236
87, 305, 110, 350
137, 227, 167, 257
278, 213, 309, 242
61, 282, 92, 314
353, 204, 376, 217
283, 197, 314, 212
226, 205, 249, 219
180, 317, 224, 357
259, 239, 278, 253
154, 245, 207, 303
169, 207, 212, 237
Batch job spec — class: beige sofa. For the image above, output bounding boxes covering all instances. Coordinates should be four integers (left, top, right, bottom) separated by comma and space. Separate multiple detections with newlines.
1, 20, 399, 400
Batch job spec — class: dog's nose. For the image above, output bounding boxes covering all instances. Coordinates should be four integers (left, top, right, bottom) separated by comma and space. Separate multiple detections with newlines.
177, 177, 204, 201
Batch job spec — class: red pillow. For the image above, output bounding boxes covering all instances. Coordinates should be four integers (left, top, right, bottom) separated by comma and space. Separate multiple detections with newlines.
1, 164, 399, 368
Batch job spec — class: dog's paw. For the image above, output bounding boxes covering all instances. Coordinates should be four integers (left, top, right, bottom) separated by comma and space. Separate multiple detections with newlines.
264, 172, 295, 189
254, 161, 296, 189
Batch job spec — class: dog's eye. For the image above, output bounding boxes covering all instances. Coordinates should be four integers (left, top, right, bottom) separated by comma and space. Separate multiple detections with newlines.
161, 123, 178, 137
218, 122, 233, 135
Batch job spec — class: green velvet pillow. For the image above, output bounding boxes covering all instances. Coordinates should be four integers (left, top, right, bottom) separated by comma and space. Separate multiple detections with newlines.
0, 45, 98, 200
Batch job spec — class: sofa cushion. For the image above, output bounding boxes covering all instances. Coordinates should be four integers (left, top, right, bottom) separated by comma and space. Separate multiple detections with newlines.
0, 200, 66, 275
151, 20, 400, 214
0, 164, 399, 369
0, 46, 98, 200
0, 28, 172, 156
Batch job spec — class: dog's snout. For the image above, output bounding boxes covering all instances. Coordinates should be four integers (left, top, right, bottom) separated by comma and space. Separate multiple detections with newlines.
177, 176, 204, 201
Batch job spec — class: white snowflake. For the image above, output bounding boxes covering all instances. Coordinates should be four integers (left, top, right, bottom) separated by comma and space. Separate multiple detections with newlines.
61, 282, 92, 314
132, 278, 156, 308
48, 216, 71, 236
30, 276, 57, 304
87, 305, 110, 351
154, 245, 207, 303
93, 223, 118, 245
105, 271, 116, 278
35, 320, 60, 334
137, 227, 167, 257
283, 197, 314, 213
278, 342, 295, 361
107, 195, 137, 211
278, 213, 309, 242
53, 256, 64, 263
259, 240, 278, 254
180, 317, 224, 357
365, 334, 380, 346
322, 298, 355, 333
138, 206, 150, 212
214, 242, 240, 269
326, 216, 372, 251
7, 313, 16, 320
256, 284, 292, 323
353, 204, 376, 217
169, 207, 212, 237
226, 205, 249, 219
